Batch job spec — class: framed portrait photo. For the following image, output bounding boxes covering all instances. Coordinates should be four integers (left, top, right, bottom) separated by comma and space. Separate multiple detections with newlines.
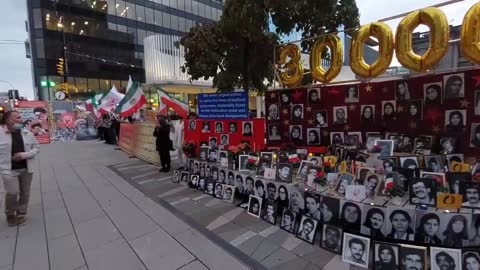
214, 182, 224, 199
461, 181, 480, 209
289, 125, 303, 142
364, 172, 383, 198
424, 155, 444, 173
306, 128, 321, 145
296, 215, 319, 244
463, 250, 480, 270
297, 160, 314, 179
420, 171, 446, 189
201, 121, 211, 133
342, 233, 370, 268
471, 123, 480, 148
430, 247, 462, 270
222, 185, 235, 203
330, 132, 345, 146
446, 172, 471, 194
276, 163, 293, 183
335, 173, 355, 196
280, 208, 297, 234
219, 134, 229, 146
409, 178, 437, 207
291, 104, 304, 122
446, 154, 464, 168
204, 180, 215, 195
187, 120, 196, 131
445, 109, 466, 134
405, 99, 423, 120
247, 195, 262, 218
399, 245, 427, 270
361, 206, 387, 238
333, 106, 348, 125
199, 146, 209, 162
321, 225, 343, 254
307, 87, 321, 105
375, 139, 394, 157
214, 122, 224, 133
374, 242, 399, 270
256, 157, 272, 176
313, 110, 328, 128
395, 80, 410, 100
179, 171, 190, 186
381, 100, 397, 120
476, 90, 480, 115
360, 105, 375, 122
260, 152, 274, 160
424, 82, 443, 105
238, 155, 249, 172
267, 103, 280, 120
345, 85, 359, 103
190, 175, 199, 188
172, 170, 180, 183
400, 156, 419, 170
261, 201, 277, 225
443, 73, 465, 99
386, 208, 416, 241
267, 124, 281, 141
242, 121, 253, 137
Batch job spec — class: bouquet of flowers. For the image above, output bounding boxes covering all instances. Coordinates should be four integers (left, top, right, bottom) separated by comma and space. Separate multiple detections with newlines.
182, 140, 196, 158
313, 171, 327, 185
246, 155, 258, 171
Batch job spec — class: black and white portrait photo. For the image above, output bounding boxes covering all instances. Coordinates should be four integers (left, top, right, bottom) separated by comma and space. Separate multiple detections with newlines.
406, 100, 423, 120
308, 87, 321, 105
340, 200, 363, 232
321, 225, 342, 253
204, 180, 215, 195
330, 132, 345, 146
376, 140, 394, 157
414, 212, 442, 245
261, 201, 277, 225
345, 85, 359, 103
267, 103, 279, 120
220, 134, 229, 146
360, 105, 375, 123
266, 182, 278, 202
256, 157, 272, 176
333, 106, 348, 125
461, 182, 480, 209
430, 247, 462, 270
366, 135, 382, 152
209, 137, 218, 149
361, 206, 387, 238
199, 146, 209, 161
289, 125, 303, 143
424, 155, 444, 173
320, 196, 340, 225
386, 208, 415, 241
179, 171, 190, 186
280, 91, 291, 105
345, 133, 360, 148
254, 179, 266, 199
471, 123, 480, 147
291, 104, 304, 123
208, 149, 217, 163
242, 121, 253, 137
336, 173, 355, 197
214, 122, 224, 133
420, 171, 446, 190
395, 80, 411, 100
276, 163, 293, 183
409, 178, 437, 206
280, 208, 297, 233
260, 152, 274, 161
441, 137, 457, 155
399, 245, 427, 270
228, 122, 237, 134
424, 82, 443, 105
445, 110, 466, 135
296, 215, 318, 244
374, 242, 399, 270
382, 100, 396, 120
211, 166, 219, 182
463, 251, 480, 270
342, 233, 370, 268
297, 160, 314, 179
476, 90, 480, 115
188, 120, 196, 131
238, 155, 249, 171
440, 213, 470, 247
214, 183, 224, 199
364, 173, 382, 198
443, 73, 465, 99
190, 175, 199, 187
234, 173, 245, 194
201, 121, 211, 133
446, 154, 464, 167
400, 156, 419, 170
268, 124, 281, 141
172, 170, 180, 183
446, 172, 471, 194
314, 110, 328, 128
306, 128, 321, 145
307, 156, 322, 166
197, 178, 206, 191
289, 189, 305, 215
380, 157, 398, 173
222, 185, 235, 203
247, 195, 262, 218
304, 192, 321, 220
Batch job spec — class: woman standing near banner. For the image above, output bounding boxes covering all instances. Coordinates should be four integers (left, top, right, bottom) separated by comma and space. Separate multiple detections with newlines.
154, 114, 172, 172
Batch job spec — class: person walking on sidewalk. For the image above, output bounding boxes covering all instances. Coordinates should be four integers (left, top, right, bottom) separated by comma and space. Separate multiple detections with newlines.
0, 111, 40, 226
154, 114, 172, 172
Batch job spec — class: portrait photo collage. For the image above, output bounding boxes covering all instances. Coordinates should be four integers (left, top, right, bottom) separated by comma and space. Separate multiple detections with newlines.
265, 69, 480, 158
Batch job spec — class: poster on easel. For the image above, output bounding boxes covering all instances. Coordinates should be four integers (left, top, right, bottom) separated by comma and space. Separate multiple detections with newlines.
16, 101, 50, 144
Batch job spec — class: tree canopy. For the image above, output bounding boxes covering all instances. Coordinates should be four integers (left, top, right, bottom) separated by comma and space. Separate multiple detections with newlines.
179, 0, 360, 92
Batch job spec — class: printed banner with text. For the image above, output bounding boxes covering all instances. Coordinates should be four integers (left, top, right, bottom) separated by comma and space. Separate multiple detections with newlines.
198, 92, 249, 120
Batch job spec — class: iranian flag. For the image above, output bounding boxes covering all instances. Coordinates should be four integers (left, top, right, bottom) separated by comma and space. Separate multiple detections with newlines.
156, 88, 189, 118
85, 93, 103, 118
115, 77, 147, 117
97, 85, 125, 115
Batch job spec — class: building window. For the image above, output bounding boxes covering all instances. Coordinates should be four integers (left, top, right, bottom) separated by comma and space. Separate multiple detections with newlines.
117, 24, 127, 32
33, 9, 43, 29
126, 2, 136, 20
99, 79, 111, 91
87, 78, 100, 91
178, 0, 185, 10
137, 29, 146, 45
145, 7, 154, 24
163, 12, 171, 29
136, 5, 145, 22
185, 0, 192, 13
116, 0, 127, 17
205, 5, 212, 20
107, 0, 116, 15
199, 3, 206, 18
171, 15, 179, 31
34, 38, 45, 58
154, 10, 162, 25
162, 0, 170, 7
76, 78, 88, 93
192, 1, 199, 15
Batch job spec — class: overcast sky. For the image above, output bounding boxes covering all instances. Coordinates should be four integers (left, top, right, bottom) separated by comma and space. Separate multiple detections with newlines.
0, 0, 477, 100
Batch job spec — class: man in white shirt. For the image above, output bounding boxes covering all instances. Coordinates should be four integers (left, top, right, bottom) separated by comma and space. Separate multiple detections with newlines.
0, 111, 40, 226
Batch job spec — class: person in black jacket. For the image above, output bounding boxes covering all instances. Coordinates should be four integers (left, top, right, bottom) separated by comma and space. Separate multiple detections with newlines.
153, 115, 172, 172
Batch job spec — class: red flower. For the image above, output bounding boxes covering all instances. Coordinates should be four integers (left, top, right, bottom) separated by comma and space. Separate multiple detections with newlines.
316, 171, 325, 178
323, 161, 331, 168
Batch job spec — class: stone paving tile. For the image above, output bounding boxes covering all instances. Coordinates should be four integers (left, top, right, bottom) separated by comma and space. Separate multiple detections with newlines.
260, 247, 298, 269
236, 235, 264, 257
84, 238, 146, 270
75, 215, 122, 251
178, 260, 209, 270
48, 233, 86, 270
270, 256, 311, 270
265, 228, 293, 246
214, 223, 250, 243
301, 246, 337, 268
323, 255, 349, 270
251, 238, 281, 262
291, 242, 318, 257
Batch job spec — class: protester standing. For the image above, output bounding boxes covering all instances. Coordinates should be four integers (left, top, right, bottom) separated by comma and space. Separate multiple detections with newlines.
0, 111, 40, 226
154, 115, 172, 172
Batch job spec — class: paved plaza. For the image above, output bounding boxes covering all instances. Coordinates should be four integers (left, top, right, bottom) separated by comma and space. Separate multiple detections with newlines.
0, 141, 353, 270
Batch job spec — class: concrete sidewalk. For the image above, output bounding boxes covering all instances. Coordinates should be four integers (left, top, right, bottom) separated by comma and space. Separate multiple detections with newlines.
0, 141, 252, 270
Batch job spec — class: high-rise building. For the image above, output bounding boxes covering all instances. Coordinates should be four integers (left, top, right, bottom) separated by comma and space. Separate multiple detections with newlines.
26, 0, 223, 101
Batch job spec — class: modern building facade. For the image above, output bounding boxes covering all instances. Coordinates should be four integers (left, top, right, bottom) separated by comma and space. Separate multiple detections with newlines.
26, 0, 223, 101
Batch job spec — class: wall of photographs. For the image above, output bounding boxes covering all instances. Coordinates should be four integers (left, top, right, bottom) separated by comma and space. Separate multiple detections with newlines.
265, 69, 480, 158
183, 119, 266, 154
176, 156, 480, 269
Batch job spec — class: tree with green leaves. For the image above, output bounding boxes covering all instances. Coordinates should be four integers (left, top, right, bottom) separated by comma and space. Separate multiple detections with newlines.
179, 0, 360, 92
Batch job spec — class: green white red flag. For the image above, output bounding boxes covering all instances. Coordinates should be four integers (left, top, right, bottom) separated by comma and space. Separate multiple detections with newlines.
115, 76, 147, 117
156, 88, 189, 118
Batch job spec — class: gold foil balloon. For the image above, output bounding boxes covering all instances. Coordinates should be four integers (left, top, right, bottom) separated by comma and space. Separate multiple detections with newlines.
395, 7, 449, 72
310, 34, 343, 83
277, 44, 304, 87
350, 22, 394, 78
461, 2, 480, 64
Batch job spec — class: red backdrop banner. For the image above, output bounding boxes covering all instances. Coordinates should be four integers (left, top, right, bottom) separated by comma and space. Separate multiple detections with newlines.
16, 101, 51, 144
184, 119, 266, 154
265, 69, 480, 158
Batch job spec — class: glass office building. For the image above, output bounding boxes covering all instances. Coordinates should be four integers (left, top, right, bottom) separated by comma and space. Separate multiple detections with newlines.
27, 0, 223, 101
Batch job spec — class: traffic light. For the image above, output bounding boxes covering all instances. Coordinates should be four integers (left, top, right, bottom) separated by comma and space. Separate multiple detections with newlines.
56, 57, 64, 76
